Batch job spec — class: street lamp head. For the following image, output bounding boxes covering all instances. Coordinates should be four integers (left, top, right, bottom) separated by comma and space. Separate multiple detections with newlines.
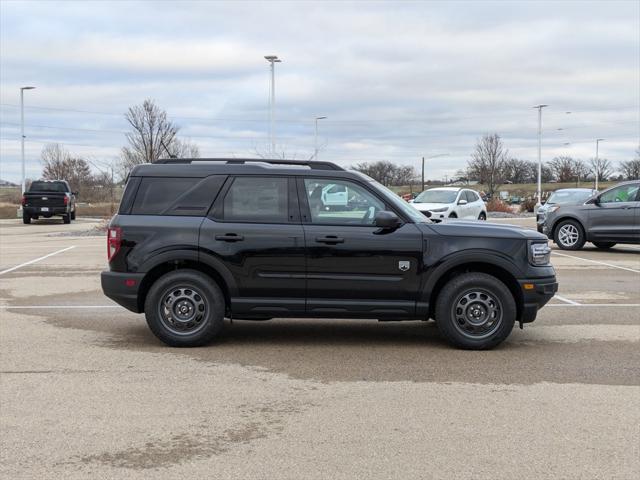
21, 86, 36, 90
532, 104, 548, 109
264, 55, 281, 63
596, 138, 605, 142
316, 116, 327, 120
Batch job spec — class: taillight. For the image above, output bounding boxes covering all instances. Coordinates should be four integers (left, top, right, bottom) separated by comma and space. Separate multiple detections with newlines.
63, 195, 69, 205
107, 227, 122, 262
21, 195, 26, 206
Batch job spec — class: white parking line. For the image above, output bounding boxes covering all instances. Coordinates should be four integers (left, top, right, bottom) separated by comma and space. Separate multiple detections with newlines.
546, 304, 640, 307
554, 295, 581, 305
1, 305, 121, 309
0, 246, 76, 275
552, 251, 640, 274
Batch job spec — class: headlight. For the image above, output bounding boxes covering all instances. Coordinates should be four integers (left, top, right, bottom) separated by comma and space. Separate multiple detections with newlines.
429, 207, 448, 213
547, 205, 560, 213
529, 242, 551, 266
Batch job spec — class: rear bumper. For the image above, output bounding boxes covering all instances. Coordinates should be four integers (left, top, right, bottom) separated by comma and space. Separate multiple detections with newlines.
101, 271, 145, 313
519, 276, 558, 323
24, 206, 68, 216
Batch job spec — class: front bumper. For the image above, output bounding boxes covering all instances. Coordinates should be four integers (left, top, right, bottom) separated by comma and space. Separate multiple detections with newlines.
518, 276, 558, 323
101, 271, 145, 313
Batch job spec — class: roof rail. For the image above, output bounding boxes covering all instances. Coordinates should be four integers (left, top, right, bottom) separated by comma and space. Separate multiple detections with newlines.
156, 158, 344, 171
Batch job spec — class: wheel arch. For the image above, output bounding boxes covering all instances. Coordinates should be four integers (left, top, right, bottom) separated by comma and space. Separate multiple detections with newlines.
423, 255, 524, 321
550, 215, 586, 240
137, 249, 237, 313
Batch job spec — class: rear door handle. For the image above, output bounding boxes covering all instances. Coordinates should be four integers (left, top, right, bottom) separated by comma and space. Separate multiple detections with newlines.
215, 233, 244, 242
315, 236, 344, 244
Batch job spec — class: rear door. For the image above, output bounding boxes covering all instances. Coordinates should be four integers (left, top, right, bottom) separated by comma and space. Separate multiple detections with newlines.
199, 175, 306, 316
587, 183, 640, 243
298, 176, 424, 317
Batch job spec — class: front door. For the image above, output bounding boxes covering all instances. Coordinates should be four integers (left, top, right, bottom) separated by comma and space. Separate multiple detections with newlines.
298, 177, 424, 317
199, 175, 306, 316
588, 183, 640, 243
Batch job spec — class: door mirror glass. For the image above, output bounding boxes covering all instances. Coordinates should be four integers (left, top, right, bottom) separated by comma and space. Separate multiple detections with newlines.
374, 211, 401, 229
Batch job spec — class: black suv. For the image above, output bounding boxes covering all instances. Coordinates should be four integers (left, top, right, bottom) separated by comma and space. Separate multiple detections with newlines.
101, 159, 557, 350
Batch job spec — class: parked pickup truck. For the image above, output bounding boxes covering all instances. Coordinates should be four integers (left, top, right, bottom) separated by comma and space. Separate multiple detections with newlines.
22, 180, 77, 224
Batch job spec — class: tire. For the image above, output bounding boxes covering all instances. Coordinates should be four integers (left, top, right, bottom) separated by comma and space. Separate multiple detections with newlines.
63, 213, 71, 224
435, 272, 516, 350
22, 213, 31, 224
448, 212, 458, 219
70, 210, 76, 220
593, 242, 616, 249
144, 269, 225, 347
553, 219, 586, 250
478, 212, 487, 221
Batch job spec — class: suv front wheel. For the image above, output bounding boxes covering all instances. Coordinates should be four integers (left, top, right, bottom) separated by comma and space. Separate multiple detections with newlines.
435, 272, 516, 350
144, 269, 225, 347
554, 219, 586, 250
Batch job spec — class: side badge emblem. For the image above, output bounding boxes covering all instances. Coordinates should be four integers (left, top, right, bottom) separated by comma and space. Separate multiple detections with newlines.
398, 261, 410, 272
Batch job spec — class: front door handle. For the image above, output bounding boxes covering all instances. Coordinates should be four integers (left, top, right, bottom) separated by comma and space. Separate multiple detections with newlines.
215, 233, 244, 242
315, 235, 344, 244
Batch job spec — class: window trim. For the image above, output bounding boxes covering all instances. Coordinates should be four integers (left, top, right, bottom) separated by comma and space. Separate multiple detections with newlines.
296, 176, 405, 227
209, 175, 298, 225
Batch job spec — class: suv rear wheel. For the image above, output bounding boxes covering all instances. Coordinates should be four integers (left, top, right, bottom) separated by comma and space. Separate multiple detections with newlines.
435, 272, 516, 350
554, 219, 585, 250
144, 269, 225, 347
22, 213, 31, 224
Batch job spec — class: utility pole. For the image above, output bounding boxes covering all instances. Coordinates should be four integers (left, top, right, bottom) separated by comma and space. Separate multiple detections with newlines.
421, 153, 450, 192
20, 86, 36, 195
314, 116, 327, 160
595, 138, 605, 190
533, 104, 548, 207
421, 157, 425, 192
264, 55, 281, 155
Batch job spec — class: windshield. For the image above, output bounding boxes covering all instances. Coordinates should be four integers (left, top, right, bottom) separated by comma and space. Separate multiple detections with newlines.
29, 181, 67, 193
414, 190, 458, 203
547, 190, 593, 205
368, 180, 430, 223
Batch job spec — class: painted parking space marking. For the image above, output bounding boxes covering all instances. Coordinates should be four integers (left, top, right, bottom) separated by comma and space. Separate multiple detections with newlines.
554, 295, 581, 305
546, 303, 640, 308
0, 246, 76, 275
552, 251, 640, 274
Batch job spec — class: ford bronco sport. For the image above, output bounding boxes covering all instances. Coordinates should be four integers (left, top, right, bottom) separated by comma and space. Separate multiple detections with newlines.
101, 159, 558, 350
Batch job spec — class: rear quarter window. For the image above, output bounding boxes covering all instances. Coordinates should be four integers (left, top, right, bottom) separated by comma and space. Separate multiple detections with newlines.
130, 176, 225, 216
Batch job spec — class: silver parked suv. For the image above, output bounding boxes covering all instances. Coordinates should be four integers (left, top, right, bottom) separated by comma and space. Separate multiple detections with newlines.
543, 181, 640, 250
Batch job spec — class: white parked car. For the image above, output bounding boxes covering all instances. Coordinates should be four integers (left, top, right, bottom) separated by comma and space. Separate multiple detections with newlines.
411, 187, 487, 222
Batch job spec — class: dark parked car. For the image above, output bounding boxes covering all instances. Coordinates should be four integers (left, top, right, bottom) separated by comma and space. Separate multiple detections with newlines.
543, 181, 640, 250
536, 188, 598, 233
101, 159, 557, 350
22, 180, 77, 224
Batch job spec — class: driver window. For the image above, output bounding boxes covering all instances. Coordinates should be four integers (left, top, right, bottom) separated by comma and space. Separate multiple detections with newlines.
599, 184, 639, 204
303, 178, 385, 225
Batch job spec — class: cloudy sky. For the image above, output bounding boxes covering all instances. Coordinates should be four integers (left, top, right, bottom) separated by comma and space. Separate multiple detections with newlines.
1, 0, 638, 182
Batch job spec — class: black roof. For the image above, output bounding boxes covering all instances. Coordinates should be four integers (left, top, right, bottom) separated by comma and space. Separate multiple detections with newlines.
130, 158, 356, 178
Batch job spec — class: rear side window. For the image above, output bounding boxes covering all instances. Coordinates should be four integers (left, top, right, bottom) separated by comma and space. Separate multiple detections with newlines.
222, 177, 288, 223
131, 176, 224, 216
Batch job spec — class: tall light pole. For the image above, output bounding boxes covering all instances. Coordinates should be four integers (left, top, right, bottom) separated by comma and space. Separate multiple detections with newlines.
421, 153, 449, 191
264, 55, 281, 155
20, 86, 36, 194
595, 138, 605, 190
314, 116, 327, 160
533, 104, 548, 207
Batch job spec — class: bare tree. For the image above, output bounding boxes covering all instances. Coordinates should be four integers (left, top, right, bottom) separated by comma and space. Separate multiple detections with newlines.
588, 157, 613, 181
467, 134, 508, 195
119, 99, 199, 178
351, 161, 415, 186
572, 159, 589, 185
549, 156, 576, 183
619, 148, 640, 180
41, 143, 92, 193
503, 158, 536, 184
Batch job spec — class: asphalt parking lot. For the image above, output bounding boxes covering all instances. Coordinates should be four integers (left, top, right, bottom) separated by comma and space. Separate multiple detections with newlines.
1, 217, 638, 479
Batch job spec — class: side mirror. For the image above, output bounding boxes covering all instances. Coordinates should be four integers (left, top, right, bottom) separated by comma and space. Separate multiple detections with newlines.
374, 211, 401, 229
72, 191, 79, 196
457, 199, 468, 205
